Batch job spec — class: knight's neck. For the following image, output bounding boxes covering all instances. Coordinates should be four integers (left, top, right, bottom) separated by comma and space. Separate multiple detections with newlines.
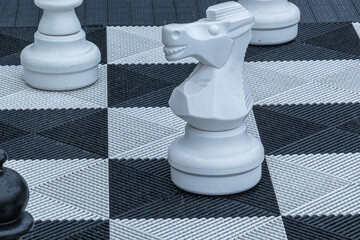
216, 34, 250, 75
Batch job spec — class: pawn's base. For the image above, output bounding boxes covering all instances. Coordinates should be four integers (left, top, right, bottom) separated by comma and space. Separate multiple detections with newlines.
168, 124, 264, 195
0, 212, 34, 240
23, 65, 98, 91
21, 30, 101, 91
251, 23, 298, 45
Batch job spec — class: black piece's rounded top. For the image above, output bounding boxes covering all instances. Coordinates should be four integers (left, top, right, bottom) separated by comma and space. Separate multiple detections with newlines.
0, 150, 30, 224
0, 211, 34, 240
0, 149, 7, 172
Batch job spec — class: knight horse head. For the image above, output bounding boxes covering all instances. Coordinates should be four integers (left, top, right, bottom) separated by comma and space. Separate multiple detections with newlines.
162, 2, 254, 68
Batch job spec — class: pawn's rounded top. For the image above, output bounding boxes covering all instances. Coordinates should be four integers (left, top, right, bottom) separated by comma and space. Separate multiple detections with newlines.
35, 0, 83, 10
0, 149, 7, 172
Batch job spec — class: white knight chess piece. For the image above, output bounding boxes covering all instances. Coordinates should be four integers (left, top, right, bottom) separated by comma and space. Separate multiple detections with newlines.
238, 0, 301, 45
21, 0, 101, 90
163, 2, 264, 195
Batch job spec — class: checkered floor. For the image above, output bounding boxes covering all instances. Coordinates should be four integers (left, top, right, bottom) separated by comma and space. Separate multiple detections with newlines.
0, 0, 359, 239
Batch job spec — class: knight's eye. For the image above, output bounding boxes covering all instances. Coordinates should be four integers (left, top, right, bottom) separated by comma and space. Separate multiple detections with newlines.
172, 31, 180, 40
209, 25, 220, 35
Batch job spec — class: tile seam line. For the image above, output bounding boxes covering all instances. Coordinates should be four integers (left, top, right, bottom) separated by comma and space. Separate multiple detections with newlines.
31, 158, 109, 189
22, 158, 106, 187
29, 188, 108, 220
283, 183, 353, 216
267, 127, 359, 155
110, 131, 183, 159
109, 108, 182, 132
107, 25, 163, 43
266, 154, 357, 184
231, 216, 282, 239
266, 155, 353, 187
109, 46, 168, 64
110, 219, 164, 240
301, 41, 360, 59
281, 215, 354, 240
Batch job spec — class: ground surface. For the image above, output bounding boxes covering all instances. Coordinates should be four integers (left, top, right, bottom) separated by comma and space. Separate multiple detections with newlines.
0, 0, 359, 239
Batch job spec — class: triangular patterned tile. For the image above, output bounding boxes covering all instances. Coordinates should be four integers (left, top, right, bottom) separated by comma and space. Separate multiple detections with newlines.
305, 24, 360, 57
266, 156, 350, 215
33, 160, 109, 218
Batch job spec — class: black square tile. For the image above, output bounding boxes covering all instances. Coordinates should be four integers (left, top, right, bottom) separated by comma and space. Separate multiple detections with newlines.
0, 134, 100, 160
305, 24, 360, 57
109, 159, 179, 219
39, 109, 108, 158
108, 64, 173, 107
0, 109, 101, 133
0, 122, 29, 144
84, 26, 107, 64
253, 106, 328, 154
337, 117, 360, 135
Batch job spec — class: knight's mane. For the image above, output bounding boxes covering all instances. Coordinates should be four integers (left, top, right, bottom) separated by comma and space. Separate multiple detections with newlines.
206, 2, 247, 21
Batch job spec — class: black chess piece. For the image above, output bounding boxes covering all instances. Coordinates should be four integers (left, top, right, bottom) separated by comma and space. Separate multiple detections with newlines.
0, 150, 34, 240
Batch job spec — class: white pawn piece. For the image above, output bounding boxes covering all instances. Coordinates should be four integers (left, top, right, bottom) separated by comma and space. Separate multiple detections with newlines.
163, 2, 264, 195
238, 0, 300, 45
21, 0, 101, 90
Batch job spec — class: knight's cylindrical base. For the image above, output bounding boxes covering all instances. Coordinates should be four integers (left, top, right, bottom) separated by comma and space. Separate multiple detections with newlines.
238, 0, 300, 45
21, 30, 101, 91
168, 124, 264, 195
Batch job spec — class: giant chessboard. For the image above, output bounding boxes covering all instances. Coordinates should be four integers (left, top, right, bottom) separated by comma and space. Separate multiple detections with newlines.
0, 0, 359, 239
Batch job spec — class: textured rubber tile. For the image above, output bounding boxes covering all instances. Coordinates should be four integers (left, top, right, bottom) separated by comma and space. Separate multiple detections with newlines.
256, 82, 360, 106
0, 27, 36, 43
107, 0, 131, 26
329, 0, 360, 22
296, 23, 351, 42
0, 32, 29, 57
39, 109, 108, 157
266, 156, 350, 215
0, 108, 101, 133
117, 64, 196, 85
271, 128, 360, 155
0, 134, 101, 160
110, 219, 161, 240
118, 158, 171, 180
6, 159, 103, 187
116, 192, 275, 220
260, 103, 360, 127
85, 0, 107, 26
15, 0, 41, 27
245, 45, 283, 60
64, 65, 108, 108
0, 121, 29, 144
34, 160, 109, 218
115, 85, 176, 108
27, 191, 101, 221
235, 217, 288, 240
0, 0, 18, 27
305, 24, 360, 57
337, 117, 360, 135
131, 0, 155, 26
227, 161, 281, 216
115, 132, 183, 160
152, 0, 178, 26
107, 27, 162, 64
288, 184, 359, 216
247, 42, 359, 62
119, 216, 274, 240
109, 159, 179, 219
108, 109, 179, 158
244, 64, 311, 104
197, 0, 218, 18
0, 88, 100, 110
23, 220, 109, 240
107, 64, 173, 107
271, 153, 360, 183
307, 0, 339, 22
282, 215, 358, 240
253, 106, 328, 154
174, 0, 200, 23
